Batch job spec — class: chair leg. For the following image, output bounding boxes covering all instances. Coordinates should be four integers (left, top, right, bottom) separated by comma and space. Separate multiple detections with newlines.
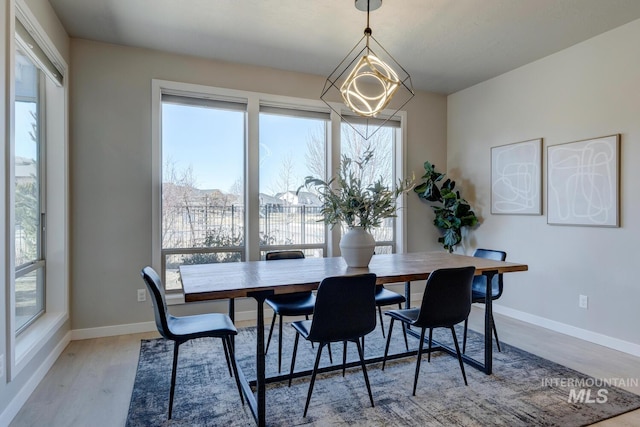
463, 317, 469, 354
450, 326, 468, 386
265, 312, 277, 355
355, 339, 375, 408
382, 317, 395, 370
278, 315, 284, 373
289, 332, 300, 387
306, 315, 314, 349
427, 328, 433, 363
412, 328, 426, 396
378, 306, 385, 338
226, 336, 245, 405
221, 335, 233, 377
342, 341, 348, 377
168, 341, 181, 420
491, 313, 502, 352
303, 343, 325, 417
399, 303, 409, 351
327, 342, 333, 364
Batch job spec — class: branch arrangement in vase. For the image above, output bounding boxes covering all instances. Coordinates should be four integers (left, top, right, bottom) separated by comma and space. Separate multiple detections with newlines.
414, 161, 479, 252
298, 149, 414, 232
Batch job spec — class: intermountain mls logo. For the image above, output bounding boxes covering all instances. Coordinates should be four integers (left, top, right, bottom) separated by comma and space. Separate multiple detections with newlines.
542, 377, 639, 404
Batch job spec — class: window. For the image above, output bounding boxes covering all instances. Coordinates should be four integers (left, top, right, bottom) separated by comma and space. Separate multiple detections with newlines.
341, 121, 400, 254
10, 9, 68, 377
154, 81, 407, 292
14, 45, 45, 333
258, 106, 328, 258
161, 95, 246, 290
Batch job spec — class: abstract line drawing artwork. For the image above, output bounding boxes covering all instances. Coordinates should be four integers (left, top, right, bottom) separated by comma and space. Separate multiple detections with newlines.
491, 139, 542, 215
547, 134, 620, 227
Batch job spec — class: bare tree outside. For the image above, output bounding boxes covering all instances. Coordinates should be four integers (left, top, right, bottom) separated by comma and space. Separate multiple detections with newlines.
305, 126, 326, 181
269, 153, 299, 199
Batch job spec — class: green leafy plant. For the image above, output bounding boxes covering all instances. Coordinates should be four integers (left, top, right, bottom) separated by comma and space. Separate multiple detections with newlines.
414, 161, 479, 252
298, 150, 413, 232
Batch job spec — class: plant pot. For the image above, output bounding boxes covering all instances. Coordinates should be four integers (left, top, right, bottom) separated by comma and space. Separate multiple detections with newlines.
339, 226, 375, 267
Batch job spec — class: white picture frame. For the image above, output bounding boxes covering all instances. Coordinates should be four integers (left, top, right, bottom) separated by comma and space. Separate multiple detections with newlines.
547, 134, 620, 227
491, 138, 542, 215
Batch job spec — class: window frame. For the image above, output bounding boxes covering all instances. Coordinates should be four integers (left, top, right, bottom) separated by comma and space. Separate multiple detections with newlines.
258, 104, 330, 258
7, 1, 69, 381
152, 80, 408, 295
14, 46, 47, 334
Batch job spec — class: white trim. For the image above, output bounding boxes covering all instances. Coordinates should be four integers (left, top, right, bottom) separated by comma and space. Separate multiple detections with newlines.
150, 79, 162, 274
493, 304, 640, 357
67, 297, 640, 359
7, 0, 70, 381
71, 321, 158, 341
14, 312, 67, 375
69, 288, 422, 341
395, 111, 408, 254
15, 1, 67, 78
0, 331, 70, 427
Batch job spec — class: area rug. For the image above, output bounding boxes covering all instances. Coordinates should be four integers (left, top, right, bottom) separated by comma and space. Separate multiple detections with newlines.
127, 321, 640, 426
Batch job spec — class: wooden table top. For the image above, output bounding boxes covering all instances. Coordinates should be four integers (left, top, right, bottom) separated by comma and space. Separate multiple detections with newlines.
180, 251, 528, 303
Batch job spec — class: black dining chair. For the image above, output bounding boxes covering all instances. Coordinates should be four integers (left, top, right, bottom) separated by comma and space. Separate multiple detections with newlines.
288, 273, 377, 417
382, 266, 475, 396
140, 266, 244, 419
264, 250, 321, 373
462, 248, 507, 353
375, 285, 409, 350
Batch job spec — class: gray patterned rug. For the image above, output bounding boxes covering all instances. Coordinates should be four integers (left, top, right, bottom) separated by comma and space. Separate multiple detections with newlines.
127, 321, 640, 426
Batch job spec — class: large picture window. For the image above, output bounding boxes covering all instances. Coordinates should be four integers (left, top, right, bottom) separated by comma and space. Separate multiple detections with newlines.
341, 121, 400, 254
259, 106, 328, 258
14, 42, 45, 333
154, 81, 406, 292
161, 95, 246, 290
10, 8, 68, 377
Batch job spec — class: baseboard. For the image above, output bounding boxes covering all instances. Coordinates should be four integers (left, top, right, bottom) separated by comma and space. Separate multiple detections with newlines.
493, 304, 640, 358
0, 331, 71, 427
68, 292, 424, 340
71, 321, 158, 340
67, 297, 639, 358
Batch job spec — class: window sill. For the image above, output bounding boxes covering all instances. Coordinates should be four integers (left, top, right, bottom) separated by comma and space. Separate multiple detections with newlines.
14, 311, 68, 380
166, 292, 185, 306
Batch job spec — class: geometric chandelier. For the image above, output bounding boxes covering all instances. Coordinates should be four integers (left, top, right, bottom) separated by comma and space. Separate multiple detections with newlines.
321, 0, 414, 140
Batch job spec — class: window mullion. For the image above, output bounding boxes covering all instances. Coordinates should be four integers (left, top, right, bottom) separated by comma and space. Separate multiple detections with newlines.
246, 95, 261, 261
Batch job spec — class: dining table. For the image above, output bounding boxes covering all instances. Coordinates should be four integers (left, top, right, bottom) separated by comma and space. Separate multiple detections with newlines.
179, 251, 528, 426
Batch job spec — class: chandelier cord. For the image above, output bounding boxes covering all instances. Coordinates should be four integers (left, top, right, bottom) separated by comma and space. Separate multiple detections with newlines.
365, 0, 372, 47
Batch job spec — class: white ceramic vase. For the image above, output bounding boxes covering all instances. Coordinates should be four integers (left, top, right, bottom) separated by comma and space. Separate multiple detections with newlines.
339, 226, 376, 267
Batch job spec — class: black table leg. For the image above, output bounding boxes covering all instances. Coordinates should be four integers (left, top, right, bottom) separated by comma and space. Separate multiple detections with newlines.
483, 270, 497, 375
247, 290, 272, 427
229, 298, 235, 349
404, 281, 411, 309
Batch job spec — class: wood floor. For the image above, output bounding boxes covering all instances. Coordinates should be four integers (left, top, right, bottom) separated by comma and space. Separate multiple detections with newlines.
9, 307, 640, 426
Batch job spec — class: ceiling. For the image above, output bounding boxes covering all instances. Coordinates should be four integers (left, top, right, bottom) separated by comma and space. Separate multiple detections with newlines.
49, 0, 640, 94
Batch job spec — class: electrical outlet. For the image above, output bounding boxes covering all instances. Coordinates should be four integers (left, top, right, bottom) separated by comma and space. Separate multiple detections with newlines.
579, 294, 588, 309
137, 289, 146, 302
0, 354, 4, 378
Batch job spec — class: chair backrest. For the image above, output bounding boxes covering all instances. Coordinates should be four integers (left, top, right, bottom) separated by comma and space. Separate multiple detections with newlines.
415, 266, 476, 328
140, 266, 173, 340
472, 248, 507, 299
307, 273, 377, 343
265, 250, 305, 261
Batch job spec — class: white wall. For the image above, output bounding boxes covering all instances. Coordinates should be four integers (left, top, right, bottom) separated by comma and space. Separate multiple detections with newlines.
448, 19, 640, 351
68, 39, 447, 330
